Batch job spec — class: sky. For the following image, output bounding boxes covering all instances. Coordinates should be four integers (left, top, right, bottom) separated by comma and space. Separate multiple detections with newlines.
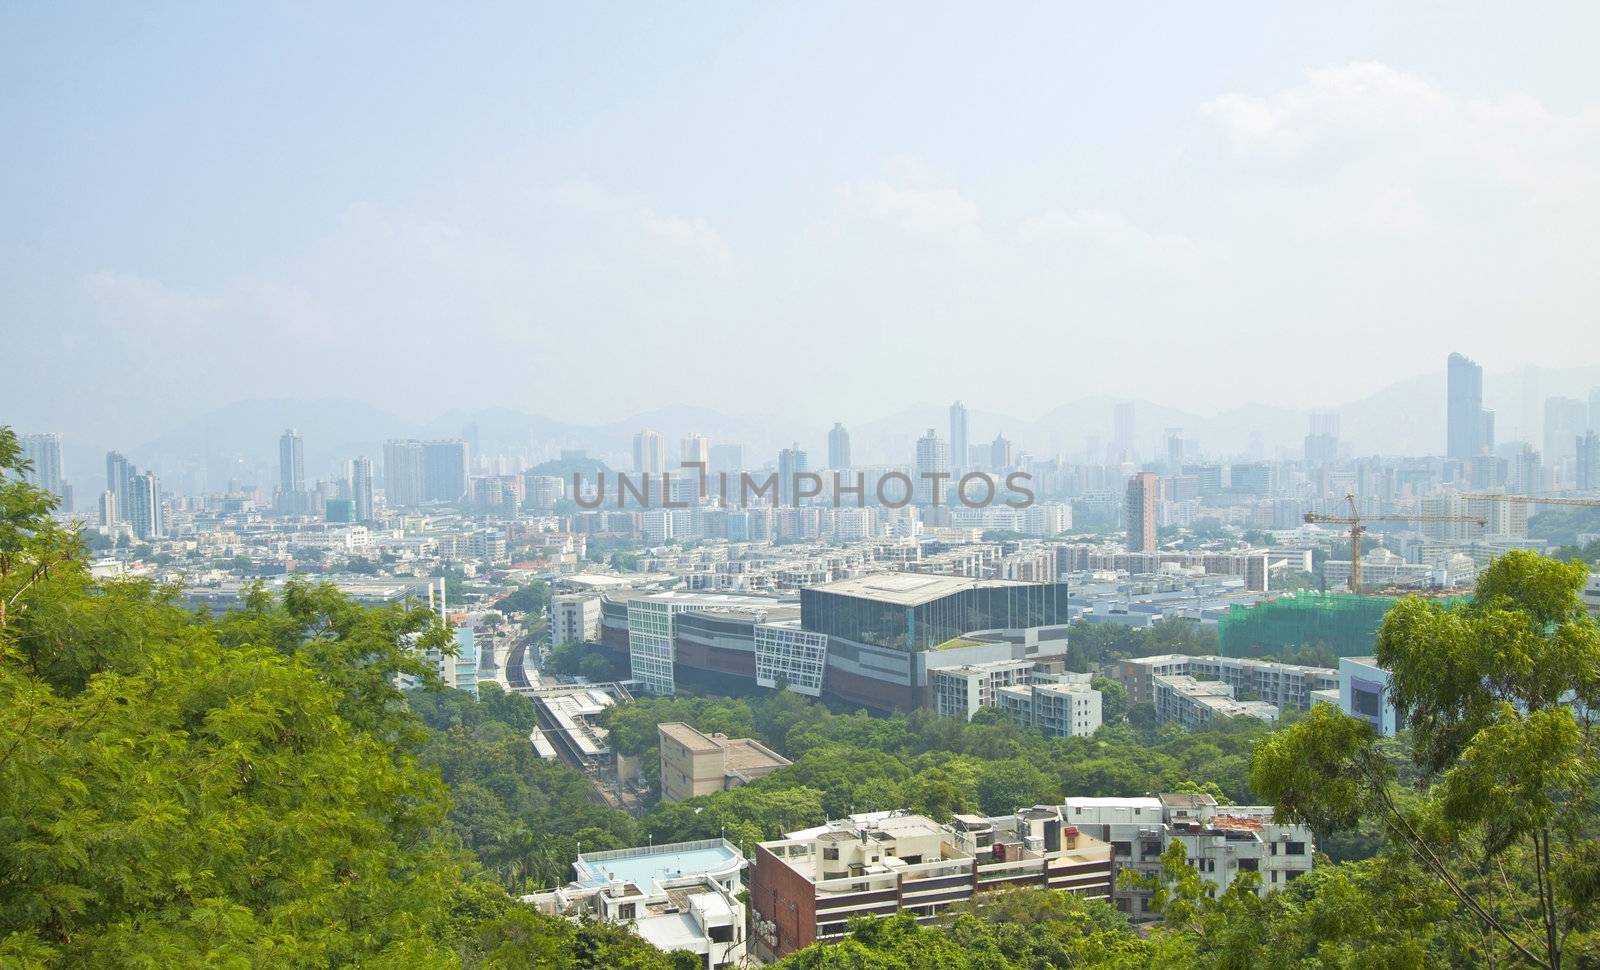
3, 1, 1599, 447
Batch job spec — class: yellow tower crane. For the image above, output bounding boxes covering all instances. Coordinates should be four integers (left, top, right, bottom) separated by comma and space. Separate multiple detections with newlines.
1304, 494, 1488, 593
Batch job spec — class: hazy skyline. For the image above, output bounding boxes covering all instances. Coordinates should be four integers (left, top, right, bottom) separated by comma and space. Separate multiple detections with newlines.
5, 3, 1599, 446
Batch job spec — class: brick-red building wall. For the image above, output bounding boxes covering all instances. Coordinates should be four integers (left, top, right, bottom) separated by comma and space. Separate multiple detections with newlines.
751, 844, 818, 961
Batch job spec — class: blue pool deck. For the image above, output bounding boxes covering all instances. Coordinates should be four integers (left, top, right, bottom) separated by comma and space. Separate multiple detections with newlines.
572, 838, 743, 889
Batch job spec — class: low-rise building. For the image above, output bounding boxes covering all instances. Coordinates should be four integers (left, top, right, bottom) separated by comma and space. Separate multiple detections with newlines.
1062, 793, 1315, 920
927, 658, 1038, 720
658, 722, 792, 803
525, 838, 747, 969
750, 809, 1113, 962
1339, 656, 1399, 736
1154, 674, 1279, 728
995, 676, 1103, 737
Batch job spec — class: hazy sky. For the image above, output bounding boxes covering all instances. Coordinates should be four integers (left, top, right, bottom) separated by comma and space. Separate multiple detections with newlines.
4, 2, 1598, 444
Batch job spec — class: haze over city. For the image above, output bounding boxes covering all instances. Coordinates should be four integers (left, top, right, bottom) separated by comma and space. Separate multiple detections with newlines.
5, 6, 1600, 969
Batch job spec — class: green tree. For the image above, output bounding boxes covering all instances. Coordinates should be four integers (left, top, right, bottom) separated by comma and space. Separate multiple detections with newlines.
1251, 551, 1600, 969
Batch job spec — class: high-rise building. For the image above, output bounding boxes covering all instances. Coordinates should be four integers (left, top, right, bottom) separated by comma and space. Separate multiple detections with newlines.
778, 443, 808, 505
709, 444, 744, 473
351, 456, 375, 521
20, 433, 66, 507
914, 428, 949, 506
1514, 445, 1544, 495
98, 490, 117, 528
949, 402, 969, 475
1165, 428, 1185, 471
1112, 402, 1136, 463
105, 451, 135, 517
1304, 411, 1340, 466
990, 433, 1013, 470
1577, 431, 1600, 492
383, 439, 425, 507
1447, 353, 1489, 459
633, 429, 665, 475
1590, 386, 1600, 431
422, 439, 470, 502
680, 433, 710, 468
1125, 471, 1159, 553
1544, 397, 1588, 468
276, 428, 306, 513
827, 422, 851, 469
128, 471, 163, 539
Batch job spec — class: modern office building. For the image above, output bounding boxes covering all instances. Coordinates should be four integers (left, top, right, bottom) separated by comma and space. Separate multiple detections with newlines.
105, 451, 134, 518
278, 427, 305, 496
913, 429, 948, 506
350, 456, 374, 521
1063, 793, 1315, 920
658, 722, 792, 803
827, 422, 851, 469
1124, 472, 1158, 553
20, 433, 66, 506
949, 401, 969, 475
526, 838, 747, 969
1447, 352, 1490, 459
751, 809, 1113, 961
753, 620, 830, 697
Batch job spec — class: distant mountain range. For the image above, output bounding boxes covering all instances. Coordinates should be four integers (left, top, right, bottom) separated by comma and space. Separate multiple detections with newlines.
54, 363, 1600, 495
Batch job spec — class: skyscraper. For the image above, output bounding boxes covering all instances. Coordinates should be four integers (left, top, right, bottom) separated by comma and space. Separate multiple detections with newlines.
1544, 397, 1588, 468
828, 422, 851, 469
914, 428, 949, 506
1590, 386, 1600, 431
128, 471, 163, 539
633, 429, 665, 475
778, 443, 808, 504
709, 444, 744, 473
383, 439, 425, 507
277, 428, 306, 514
1576, 431, 1600, 491
990, 433, 1013, 470
681, 433, 710, 466
1304, 411, 1340, 466
1447, 353, 1488, 459
422, 440, 470, 502
20, 433, 66, 506
1112, 402, 1136, 463
351, 456, 375, 521
1164, 428, 1185, 471
949, 401, 969, 475
105, 451, 135, 517
1124, 471, 1159, 553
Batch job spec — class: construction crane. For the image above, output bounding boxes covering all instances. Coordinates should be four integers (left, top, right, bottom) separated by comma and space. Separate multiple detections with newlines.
1462, 493, 1600, 510
1304, 494, 1487, 593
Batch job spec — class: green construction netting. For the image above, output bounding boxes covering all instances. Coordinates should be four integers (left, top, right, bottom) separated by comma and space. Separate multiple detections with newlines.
1217, 592, 1467, 659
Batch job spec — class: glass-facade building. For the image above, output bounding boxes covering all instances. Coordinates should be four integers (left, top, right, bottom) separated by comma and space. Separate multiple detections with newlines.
800, 581, 1070, 652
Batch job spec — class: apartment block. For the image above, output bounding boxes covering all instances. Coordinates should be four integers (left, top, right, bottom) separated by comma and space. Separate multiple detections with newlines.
1062, 793, 1315, 920
551, 593, 602, 645
995, 676, 1102, 737
750, 809, 1113, 961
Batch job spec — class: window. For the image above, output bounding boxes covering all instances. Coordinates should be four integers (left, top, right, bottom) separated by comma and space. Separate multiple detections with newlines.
1237, 858, 1259, 872
618, 903, 636, 920
1111, 841, 1132, 857
823, 847, 839, 860
1286, 841, 1306, 856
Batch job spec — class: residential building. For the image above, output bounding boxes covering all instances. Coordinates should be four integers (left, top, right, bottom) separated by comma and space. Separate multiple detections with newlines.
551, 594, 602, 645
351, 456, 374, 521
422, 439, 469, 502
1545, 397, 1589, 468
709, 444, 744, 473
950, 401, 969, 475
828, 422, 851, 469
127, 471, 163, 539
632, 429, 665, 475
681, 433, 710, 468
1339, 656, 1399, 736
20, 433, 66, 505
750, 809, 1113, 961
105, 451, 134, 518
1154, 675, 1279, 728
990, 433, 1013, 471
1125, 472, 1158, 553
778, 444, 808, 505
383, 439, 426, 507
1063, 793, 1315, 920
928, 658, 1037, 720
1447, 352, 1489, 459
658, 722, 792, 803
277, 428, 306, 513
1109, 654, 1334, 721
1577, 431, 1600, 491
526, 838, 747, 969
914, 429, 949, 506
995, 676, 1103, 737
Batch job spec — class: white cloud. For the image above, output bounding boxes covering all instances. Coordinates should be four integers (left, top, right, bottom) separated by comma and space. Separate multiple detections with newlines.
549, 180, 732, 268
838, 174, 983, 243
87, 271, 222, 324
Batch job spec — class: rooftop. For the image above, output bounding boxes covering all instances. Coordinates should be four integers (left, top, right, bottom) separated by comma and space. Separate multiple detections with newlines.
572, 838, 744, 890
809, 573, 1032, 607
